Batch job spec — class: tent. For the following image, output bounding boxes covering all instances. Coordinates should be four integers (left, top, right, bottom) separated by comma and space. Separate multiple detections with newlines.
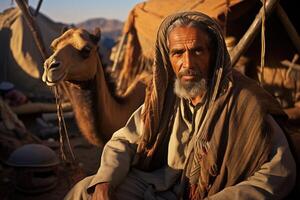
0, 7, 65, 96
114, 0, 299, 100
114, 0, 249, 89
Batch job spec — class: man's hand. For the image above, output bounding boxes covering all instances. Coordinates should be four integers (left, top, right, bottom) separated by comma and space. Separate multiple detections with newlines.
92, 183, 117, 200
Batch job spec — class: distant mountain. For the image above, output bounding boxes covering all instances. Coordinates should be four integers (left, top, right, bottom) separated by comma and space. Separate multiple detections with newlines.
76, 18, 124, 67
76, 18, 123, 42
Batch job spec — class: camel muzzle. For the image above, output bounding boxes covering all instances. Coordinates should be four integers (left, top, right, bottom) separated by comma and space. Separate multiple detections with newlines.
42, 59, 65, 86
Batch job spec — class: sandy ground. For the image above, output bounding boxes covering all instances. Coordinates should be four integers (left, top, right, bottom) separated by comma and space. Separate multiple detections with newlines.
0, 116, 102, 200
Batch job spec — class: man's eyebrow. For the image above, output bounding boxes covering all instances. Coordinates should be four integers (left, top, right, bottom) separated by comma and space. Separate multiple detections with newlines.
169, 48, 184, 55
169, 44, 205, 54
190, 45, 205, 51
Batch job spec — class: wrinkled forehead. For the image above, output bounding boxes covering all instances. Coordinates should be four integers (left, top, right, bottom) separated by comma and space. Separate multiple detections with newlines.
166, 25, 213, 54
157, 12, 225, 57
163, 12, 219, 31
51, 29, 91, 50
160, 12, 221, 42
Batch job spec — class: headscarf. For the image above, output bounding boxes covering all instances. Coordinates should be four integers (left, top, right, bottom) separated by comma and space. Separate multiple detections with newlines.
137, 11, 231, 169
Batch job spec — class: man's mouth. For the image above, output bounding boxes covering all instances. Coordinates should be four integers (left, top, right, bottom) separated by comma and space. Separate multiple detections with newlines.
181, 75, 196, 81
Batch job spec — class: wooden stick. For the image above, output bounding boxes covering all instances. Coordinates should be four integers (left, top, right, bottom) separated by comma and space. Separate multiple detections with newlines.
276, 5, 300, 55
15, 0, 72, 111
42, 112, 74, 122
281, 60, 300, 71
34, 0, 44, 17
230, 0, 280, 67
11, 102, 72, 115
15, 0, 48, 60
112, 32, 128, 72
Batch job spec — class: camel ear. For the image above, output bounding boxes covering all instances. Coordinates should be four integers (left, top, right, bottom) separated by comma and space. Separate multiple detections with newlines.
61, 26, 69, 34
90, 27, 101, 44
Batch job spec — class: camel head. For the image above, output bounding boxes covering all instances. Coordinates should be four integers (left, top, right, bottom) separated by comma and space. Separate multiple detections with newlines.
42, 28, 101, 86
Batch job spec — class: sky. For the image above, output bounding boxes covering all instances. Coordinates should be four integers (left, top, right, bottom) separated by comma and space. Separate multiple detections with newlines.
0, 0, 144, 23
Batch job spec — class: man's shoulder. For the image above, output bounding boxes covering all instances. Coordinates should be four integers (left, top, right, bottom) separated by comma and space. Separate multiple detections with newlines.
230, 69, 283, 115
231, 69, 265, 98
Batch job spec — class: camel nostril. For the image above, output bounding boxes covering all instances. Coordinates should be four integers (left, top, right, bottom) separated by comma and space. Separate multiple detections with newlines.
49, 62, 61, 69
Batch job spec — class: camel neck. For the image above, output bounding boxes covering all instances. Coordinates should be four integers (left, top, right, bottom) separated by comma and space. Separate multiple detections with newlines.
94, 56, 145, 132
65, 55, 145, 146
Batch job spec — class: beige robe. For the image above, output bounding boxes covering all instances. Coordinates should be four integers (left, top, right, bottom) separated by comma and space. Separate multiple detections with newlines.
65, 99, 296, 200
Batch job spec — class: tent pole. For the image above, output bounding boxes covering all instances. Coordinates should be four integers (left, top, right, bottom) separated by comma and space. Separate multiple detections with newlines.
276, 5, 300, 55
15, 0, 48, 60
14, 0, 71, 111
34, 0, 44, 17
112, 32, 128, 72
230, 0, 279, 67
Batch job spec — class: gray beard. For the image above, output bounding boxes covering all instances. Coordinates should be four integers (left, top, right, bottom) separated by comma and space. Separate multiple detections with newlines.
174, 78, 207, 99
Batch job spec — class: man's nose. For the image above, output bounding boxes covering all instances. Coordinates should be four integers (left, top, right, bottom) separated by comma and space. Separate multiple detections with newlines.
183, 51, 193, 69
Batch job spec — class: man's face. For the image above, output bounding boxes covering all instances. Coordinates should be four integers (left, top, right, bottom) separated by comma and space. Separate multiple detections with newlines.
168, 26, 211, 98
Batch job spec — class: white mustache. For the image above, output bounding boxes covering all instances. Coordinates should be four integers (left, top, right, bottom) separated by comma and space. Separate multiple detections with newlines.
178, 68, 202, 78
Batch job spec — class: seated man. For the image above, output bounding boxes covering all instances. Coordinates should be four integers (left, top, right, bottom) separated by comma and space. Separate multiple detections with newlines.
66, 11, 296, 200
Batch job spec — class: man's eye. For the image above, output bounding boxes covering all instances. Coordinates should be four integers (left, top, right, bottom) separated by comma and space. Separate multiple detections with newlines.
194, 48, 204, 55
50, 46, 56, 52
171, 50, 183, 57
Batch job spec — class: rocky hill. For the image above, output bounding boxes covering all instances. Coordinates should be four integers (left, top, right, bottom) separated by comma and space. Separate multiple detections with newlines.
76, 18, 123, 42
76, 18, 124, 66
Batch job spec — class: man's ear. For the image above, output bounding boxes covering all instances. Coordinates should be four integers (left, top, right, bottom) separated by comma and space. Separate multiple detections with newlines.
90, 27, 101, 44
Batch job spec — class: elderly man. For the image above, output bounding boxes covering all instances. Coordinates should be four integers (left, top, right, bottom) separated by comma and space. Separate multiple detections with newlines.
66, 11, 296, 200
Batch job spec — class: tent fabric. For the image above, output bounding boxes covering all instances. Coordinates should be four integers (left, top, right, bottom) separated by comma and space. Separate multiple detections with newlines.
116, 0, 299, 98
0, 7, 65, 95
116, 0, 250, 94
131, 0, 242, 58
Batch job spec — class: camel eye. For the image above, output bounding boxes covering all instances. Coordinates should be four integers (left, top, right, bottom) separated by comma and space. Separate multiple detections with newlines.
50, 45, 56, 52
79, 45, 92, 59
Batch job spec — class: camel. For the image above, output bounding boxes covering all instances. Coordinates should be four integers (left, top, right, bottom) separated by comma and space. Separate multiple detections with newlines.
42, 28, 146, 147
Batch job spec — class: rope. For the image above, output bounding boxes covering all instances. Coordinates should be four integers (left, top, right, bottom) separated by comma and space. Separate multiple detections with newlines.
260, 0, 266, 86
224, 0, 231, 37
54, 86, 76, 163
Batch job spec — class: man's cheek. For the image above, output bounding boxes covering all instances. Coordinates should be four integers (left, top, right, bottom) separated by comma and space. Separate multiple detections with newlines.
175, 59, 184, 72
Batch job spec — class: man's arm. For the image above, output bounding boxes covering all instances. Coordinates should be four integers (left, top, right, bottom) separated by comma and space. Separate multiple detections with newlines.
206, 115, 296, 200
87, 106, 144, 194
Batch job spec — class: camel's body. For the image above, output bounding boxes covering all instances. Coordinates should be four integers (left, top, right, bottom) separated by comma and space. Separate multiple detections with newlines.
43, 28, 146, 146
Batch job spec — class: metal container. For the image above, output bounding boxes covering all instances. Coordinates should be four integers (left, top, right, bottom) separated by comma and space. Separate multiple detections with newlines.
7, 144, 60, 193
